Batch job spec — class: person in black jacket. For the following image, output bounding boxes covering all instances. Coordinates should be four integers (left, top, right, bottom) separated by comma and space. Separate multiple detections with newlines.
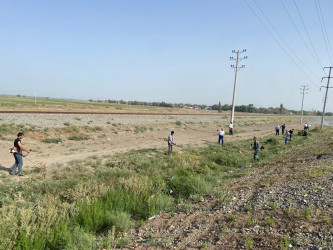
281, 124, 286, 135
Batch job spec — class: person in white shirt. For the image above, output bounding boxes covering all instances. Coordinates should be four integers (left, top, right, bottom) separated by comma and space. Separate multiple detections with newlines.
218, 128, 225, 145
168, 131, 176, 154
229, 122, 233, 135
275, 124, 280, 135
304, 122, 308, 131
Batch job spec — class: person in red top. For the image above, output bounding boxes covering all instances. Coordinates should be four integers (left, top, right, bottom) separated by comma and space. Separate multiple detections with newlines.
10, 132, 31, 176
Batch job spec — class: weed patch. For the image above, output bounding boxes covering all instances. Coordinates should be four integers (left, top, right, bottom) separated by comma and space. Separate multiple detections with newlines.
42, 138, 62, 144
68, 134, 89, 141
134, 126, 147, 133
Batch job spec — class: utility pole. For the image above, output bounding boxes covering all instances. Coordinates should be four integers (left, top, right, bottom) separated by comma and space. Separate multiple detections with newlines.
299, 85, 309, 124
230, 49, 247, 124
320, 67, 333, 130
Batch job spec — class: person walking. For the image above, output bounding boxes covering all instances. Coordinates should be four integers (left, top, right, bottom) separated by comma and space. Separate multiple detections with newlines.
252, 137, 260, 161
281, 124, 286, 135
168, 131, 176, 154
229, 122, 233, 135
218, 128, 225, 145
10, 132, 31, 176
275, 125, 280, 135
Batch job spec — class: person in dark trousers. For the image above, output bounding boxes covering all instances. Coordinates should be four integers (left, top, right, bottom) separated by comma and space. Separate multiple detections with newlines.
275, 124, 280, 135
289, 129, 294, 140
218, 128, 225, 145
304, 122, 308, 131
229, 122, 233, 135
10, 132, 31, 176
285, 130, 290, 144
252, 137, 260, 161
168, 131, 176, 154
281, 124, 286, 135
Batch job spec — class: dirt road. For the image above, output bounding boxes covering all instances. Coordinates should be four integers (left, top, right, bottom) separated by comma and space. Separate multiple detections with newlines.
0, 113, 310, 173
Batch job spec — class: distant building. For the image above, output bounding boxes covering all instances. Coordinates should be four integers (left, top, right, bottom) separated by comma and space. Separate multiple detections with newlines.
249, 104, 254, 107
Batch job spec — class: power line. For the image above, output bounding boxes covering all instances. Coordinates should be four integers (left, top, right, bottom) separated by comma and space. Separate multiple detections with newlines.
280, 0, 324, 72
243, 0, 318, 87
252, 0, 321, 81
293, 0, 324, 70
315, 0, 333, 64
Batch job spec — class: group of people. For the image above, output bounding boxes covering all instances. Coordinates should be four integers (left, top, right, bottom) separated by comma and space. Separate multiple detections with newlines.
274, 124, 296, 144
10, 119, 313, 176
275, 124, 286, 135
168, 122, 234, 154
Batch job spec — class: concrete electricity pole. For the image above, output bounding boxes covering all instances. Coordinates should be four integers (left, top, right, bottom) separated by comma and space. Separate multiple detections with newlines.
320, 67, 333, 130
300, 85, 309, 124
230, 49, 247, 124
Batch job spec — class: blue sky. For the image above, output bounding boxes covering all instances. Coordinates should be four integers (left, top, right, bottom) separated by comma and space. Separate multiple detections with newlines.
1, 0, 333, 112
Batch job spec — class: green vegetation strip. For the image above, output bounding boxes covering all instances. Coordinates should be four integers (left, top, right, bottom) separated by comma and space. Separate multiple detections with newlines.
0, 128, 320, 249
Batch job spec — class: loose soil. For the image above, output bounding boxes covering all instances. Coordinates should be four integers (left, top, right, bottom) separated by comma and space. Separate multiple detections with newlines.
0, 113, 304, 173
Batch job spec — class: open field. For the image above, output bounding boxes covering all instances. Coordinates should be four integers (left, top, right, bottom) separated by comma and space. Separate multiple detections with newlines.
0, 112, 308, 170
0, 95, 216, 114
0, 97, 332, 249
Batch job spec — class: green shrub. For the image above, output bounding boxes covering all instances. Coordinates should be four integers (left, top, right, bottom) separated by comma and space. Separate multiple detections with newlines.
245, 238, 253, 249
229, 215, 236, 221
0, 123, 17, 134
92, 126, 103, 131
175, 121, 182, 126
148, 193, 174, 215
68, 134, 89, 141
134, 126, 147, 133
245, 202, 252, 211
1, 101, 17, 107
267, 216, 274, 226
66, 226, 95, 250
168, 172, 212, 197
104, 211, 133, 232
42, 138, 62, 144
64, 126, 80, 133
265, 137, 280, 145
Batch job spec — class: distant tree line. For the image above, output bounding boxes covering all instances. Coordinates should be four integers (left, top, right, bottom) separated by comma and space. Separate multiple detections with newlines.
89, 99, 332, 116
210, 103, 333, 116
90, 99, 208, 109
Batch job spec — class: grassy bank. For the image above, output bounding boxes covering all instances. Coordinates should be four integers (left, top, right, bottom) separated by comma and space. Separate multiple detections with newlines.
0, 127, 321, 249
